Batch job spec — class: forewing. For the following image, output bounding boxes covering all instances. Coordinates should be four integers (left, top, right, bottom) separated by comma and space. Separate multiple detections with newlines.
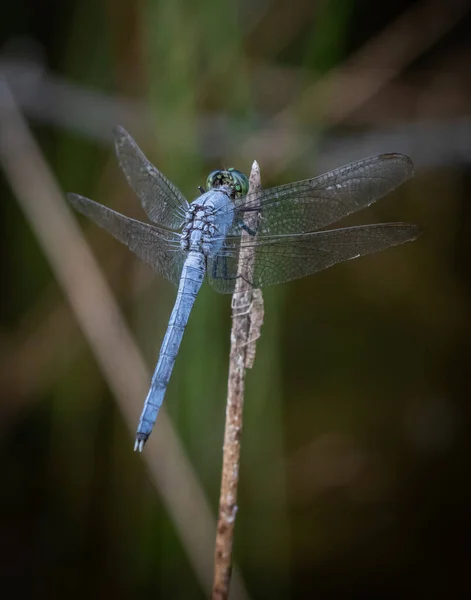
208, 223, 420, 293
113, 126, 189, 229
229, 154, 414, 236
68, 193, 185, 286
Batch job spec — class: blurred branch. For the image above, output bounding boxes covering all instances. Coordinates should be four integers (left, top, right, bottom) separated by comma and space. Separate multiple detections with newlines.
2, 51, 471, 174
311, 118, 471, 174
213, 162, 264, 600
0, 52, 151, 143
0, 79, 250, 600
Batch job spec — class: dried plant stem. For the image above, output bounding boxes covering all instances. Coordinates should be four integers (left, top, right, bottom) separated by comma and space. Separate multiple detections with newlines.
213, 162, 264, 600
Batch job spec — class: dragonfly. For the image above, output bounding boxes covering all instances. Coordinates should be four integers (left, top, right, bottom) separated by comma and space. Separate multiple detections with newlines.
68, 126, 420, 451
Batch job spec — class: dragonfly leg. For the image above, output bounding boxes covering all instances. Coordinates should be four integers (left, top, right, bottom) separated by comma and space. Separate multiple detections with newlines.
212, 254, 229, 280
241, 223, 257, 236
212, 255, 254, 288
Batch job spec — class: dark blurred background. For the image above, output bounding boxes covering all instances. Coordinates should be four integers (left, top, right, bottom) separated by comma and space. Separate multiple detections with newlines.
1, 0, 471, 598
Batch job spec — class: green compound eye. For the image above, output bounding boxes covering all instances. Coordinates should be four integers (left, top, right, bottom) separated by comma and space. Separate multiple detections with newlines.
206, 170, 222, 190
206, 168, 249, 198
228, 168, 249, 197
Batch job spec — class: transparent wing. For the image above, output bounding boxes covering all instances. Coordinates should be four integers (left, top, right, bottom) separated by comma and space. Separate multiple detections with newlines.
68, 194, 185, 286
226, 154, 413, 236
113, 126, 189, 229
208, 223, 420, 293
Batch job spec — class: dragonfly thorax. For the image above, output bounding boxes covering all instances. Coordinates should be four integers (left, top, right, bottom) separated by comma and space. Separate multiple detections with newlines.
180, 190, 235, 256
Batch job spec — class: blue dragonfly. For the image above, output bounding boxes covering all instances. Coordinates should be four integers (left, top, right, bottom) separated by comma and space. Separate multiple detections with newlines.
69, 127, 419, 451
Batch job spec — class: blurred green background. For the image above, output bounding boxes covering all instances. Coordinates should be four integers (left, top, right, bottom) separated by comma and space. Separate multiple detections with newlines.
1, 0, 471, 598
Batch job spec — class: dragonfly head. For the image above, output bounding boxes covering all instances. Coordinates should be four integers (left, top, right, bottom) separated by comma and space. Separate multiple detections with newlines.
206, 168, 249, 199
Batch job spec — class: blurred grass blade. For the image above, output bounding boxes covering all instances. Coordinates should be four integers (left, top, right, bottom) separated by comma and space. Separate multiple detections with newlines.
0, 78, 250, 600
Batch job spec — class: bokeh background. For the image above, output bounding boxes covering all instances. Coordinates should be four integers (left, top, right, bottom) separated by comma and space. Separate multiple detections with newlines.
1, 1, 471, 598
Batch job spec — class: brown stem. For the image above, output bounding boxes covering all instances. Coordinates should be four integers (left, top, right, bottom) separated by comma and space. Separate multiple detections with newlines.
212, 162, 264, 600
